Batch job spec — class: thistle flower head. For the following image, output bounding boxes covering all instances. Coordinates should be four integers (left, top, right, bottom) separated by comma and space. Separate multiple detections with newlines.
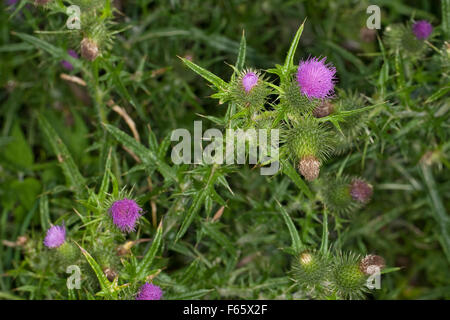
136, 283, 163, 300
349, 179, 373, 203
296, 57, 336, 99
61, 49, 78, 71
412, 20, 433, 40
80, 38, 99, 61
109, 198, 143, 233
242, 71, 259, 93
359, 254, 385, 275
44, 225, 66, 248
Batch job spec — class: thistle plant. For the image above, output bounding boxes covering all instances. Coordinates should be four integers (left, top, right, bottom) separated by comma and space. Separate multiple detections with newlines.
2, 0, 449, 302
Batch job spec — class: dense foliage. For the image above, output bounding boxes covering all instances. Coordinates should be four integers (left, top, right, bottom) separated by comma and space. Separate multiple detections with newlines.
0, 0, 449, 300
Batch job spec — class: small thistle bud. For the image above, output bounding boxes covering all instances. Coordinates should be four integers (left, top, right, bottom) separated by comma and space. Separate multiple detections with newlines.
57, 242, 79, 265
349, 179, 373, 203
287, 117, 334, 179
291, 250, 329, 291
35, 0, 51, 5
61, 49, 78, 71
242, 71, 258, 93
136, 283, 163, 300
80, 38, 99, 61
44, 225, 66, 249
296, 56, 336, 99
230, 69, 270, 111
359, 255, 385, 275
109, 198, 143, 233
331, 252, 368, 299
298, 156, 321, 181
412, 20, 433, 40
103, 267, 118, 282
312, 100, 334, 118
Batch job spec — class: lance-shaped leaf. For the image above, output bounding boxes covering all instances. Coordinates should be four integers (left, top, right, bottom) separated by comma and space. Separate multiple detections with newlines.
282, 20, 306, 77
136, 221, 163, 280
38, 115, 86, 197
179, 56, 228, 91
276, 200, 302, 253
443, 0, 450, 39
104, 123, 177, 182
75, 243, 112, 296
235, 30, 246, 72
13, 32, 84, 70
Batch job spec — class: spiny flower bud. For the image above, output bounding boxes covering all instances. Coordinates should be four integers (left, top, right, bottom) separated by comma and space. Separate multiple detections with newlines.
44, 225, 66, 249
282, 78, 318, 116
349, 179, 373, 203
230, 69, 270, 112
298, 155, 320, 181
359, 254, 385, 275
242, 71, 258, 93
136, 283, 163, 300
312, 100, 334, 118
331, 252, 368, 299
57, 242, 79, 265
291, 251, 329, 290
412, 20, 433, 40
296, 56, 336, 99
80, 38, 99, 61
109, 198, 143, 233
286, 116, 334, 178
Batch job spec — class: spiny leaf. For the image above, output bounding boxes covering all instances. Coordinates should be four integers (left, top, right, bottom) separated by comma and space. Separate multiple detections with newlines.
136, 221, 163, 280
98, 149, 112, 203
235, 30, 246, 72
38, 115, 86, 197
75, 243, 111, 295
13, 32, 84, 70
103, 123, 177, 182
179, 56, 228, 91
282, 20, 306, 77
276, 200, 302, 253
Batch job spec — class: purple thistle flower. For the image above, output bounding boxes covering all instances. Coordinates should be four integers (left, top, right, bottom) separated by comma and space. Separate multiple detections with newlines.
350, 179, 373, 203
136, 283, 163, 300
242, 71, 258, 93
296, 57, 336, 99
44, 225, 66, 248
5, 0, 18, 5
412, 20, 433, 40
60, 49, 78, 71
109, 198, 143, 233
